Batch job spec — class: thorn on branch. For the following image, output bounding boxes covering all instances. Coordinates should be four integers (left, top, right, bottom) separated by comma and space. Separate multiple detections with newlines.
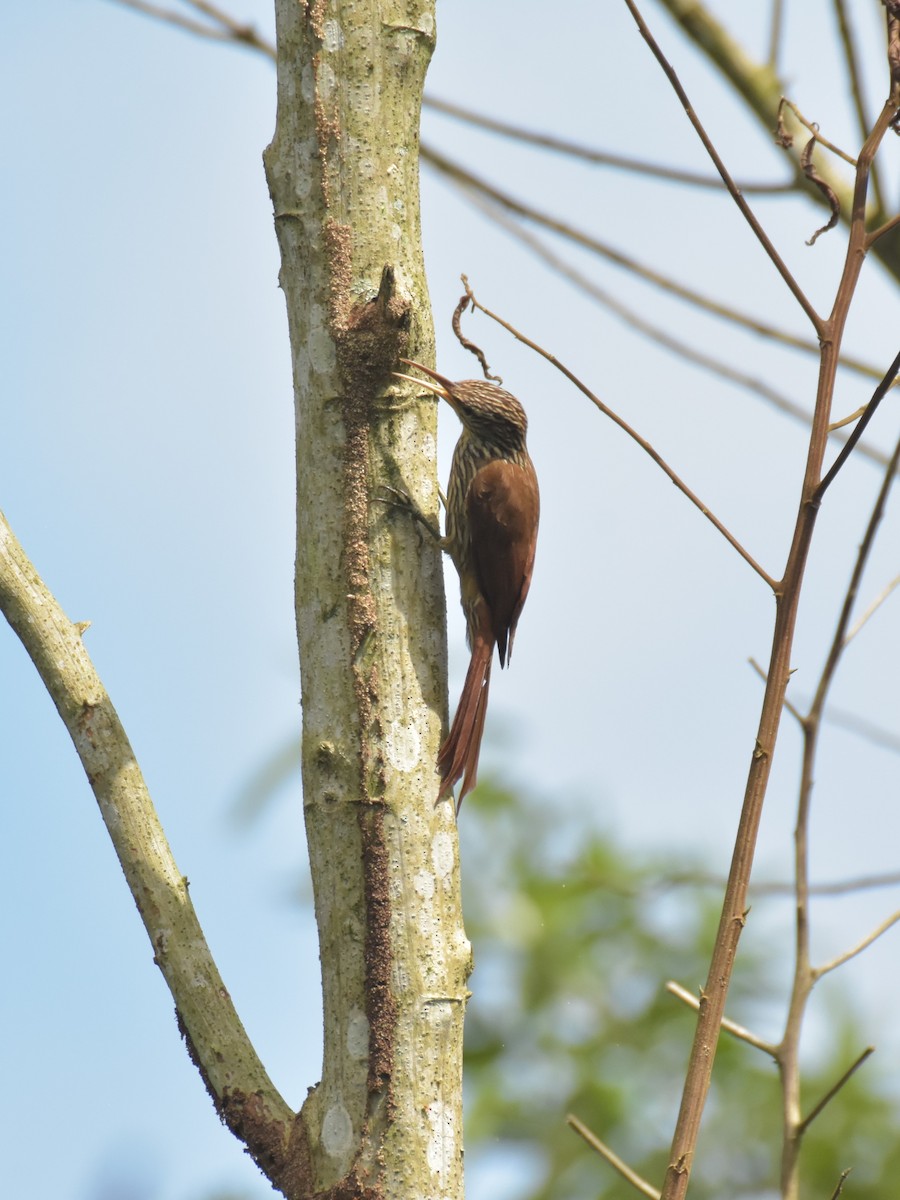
801, 134, 841, 245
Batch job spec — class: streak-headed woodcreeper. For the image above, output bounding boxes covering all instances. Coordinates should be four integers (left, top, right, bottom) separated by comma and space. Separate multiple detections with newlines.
393, 359, 540, 809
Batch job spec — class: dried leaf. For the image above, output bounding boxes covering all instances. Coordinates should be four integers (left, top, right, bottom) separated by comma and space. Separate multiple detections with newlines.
801, 135, 840, 245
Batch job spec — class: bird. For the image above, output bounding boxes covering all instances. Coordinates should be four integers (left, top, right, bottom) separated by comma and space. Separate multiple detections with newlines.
392, 359, 539, 809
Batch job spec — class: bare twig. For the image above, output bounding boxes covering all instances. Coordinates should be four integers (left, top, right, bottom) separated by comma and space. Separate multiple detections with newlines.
798, 1047, 875, 1132
828, 403, 866, 430
812, 425, 900, 710
637, 21, 900, 1198
666, 982, 777, 1056
748, 657, 804, 726
423, 143, 888, 382
567, 1114, 661, 1200
832, 0, 881, 208
844, 573, 900, 644
751, 649, 900, 755
868, 209, 900, 246
422, 96, 793, 193
767, 0, 785, 71
815, 912, 900, 978
460, 278, 776, 587
623, 0, 822, 333
830, 1168, 853, 1200
461, 190, 899, 469
757, 868, 900, 897
821, 704, 900, 753
778, 98, 857, 166
814, 347, 900, 501
107, 0, 275, 56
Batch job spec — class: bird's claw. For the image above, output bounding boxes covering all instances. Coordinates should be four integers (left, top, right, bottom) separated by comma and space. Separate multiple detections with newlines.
374, 486, 441, 542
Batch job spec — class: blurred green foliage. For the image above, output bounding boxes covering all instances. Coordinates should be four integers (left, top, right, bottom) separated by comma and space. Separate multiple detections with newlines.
459, 778, 900, 1200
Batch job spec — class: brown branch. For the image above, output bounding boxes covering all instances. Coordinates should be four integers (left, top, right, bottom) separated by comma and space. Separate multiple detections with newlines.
798, 1047, 875, 1132
422, 96, 793, 193
758, 869, 900, 898
422, 144, 885, 383
748, 656, 805, 727
655, 0, 900, 283
567, 1114, 661, 1200
814, 349, 900, 502
107, 0, 276, 57
460, 278, 775, 587
778, 98, 857, 165
459, 189, 899, 474
866, 208, 900, 247
622, 0, 823, 333
844, 573, 900, 643
832, 0, 882, 209
653, 68, 900, 1200
750, 655, 900, 757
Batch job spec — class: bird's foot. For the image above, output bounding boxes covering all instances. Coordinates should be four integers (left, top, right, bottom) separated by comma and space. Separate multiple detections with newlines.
375, 485, 442, 543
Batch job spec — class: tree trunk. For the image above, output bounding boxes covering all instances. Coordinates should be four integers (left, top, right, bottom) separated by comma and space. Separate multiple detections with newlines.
264, 3, 470, 1197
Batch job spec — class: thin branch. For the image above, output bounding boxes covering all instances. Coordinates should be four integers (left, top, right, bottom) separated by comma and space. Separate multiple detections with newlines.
809, 424, 900, 728
815, 912, 900, 978
750, 655, 900, 755
844, 573, 900, 644
622, 0, 823, 333
830, 1168, 853, 1200
666, 982, 778, 1056
461, 190, 897, 469
867, 208, 900, 247
655, 0, 900, 284
107, 0, 275, 57
461, 279, 776, 587
0, 510, 294, 1153
778, 98, 857, 166
422, 96, 793, 193
828, 403, 866, 430
798, 1047, 875, 1132
832, 0, 882, 208
423, 144, 885, 382
767, 0, 784, 72
755, 869, 900, 898
749, 656, 805, 727
815, 702, 900, 755
567, 1114, 661, 1200
814, 346, 900, 501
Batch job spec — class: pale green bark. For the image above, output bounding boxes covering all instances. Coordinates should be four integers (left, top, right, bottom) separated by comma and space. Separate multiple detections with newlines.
0, 511, 295, 1173
264, 3, 469, 1198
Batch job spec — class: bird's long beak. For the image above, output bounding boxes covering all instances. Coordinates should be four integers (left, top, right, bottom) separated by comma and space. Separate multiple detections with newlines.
392, 358, 452, 401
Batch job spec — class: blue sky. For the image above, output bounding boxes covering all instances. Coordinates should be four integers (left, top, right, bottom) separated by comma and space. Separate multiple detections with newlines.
3, 3, 900, 1198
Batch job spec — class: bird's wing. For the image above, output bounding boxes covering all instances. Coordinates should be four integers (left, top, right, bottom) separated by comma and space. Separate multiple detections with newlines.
467, 458, 540, 666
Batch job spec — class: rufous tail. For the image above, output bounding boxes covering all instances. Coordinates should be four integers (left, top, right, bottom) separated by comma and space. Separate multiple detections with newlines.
437, 635, 493, 812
